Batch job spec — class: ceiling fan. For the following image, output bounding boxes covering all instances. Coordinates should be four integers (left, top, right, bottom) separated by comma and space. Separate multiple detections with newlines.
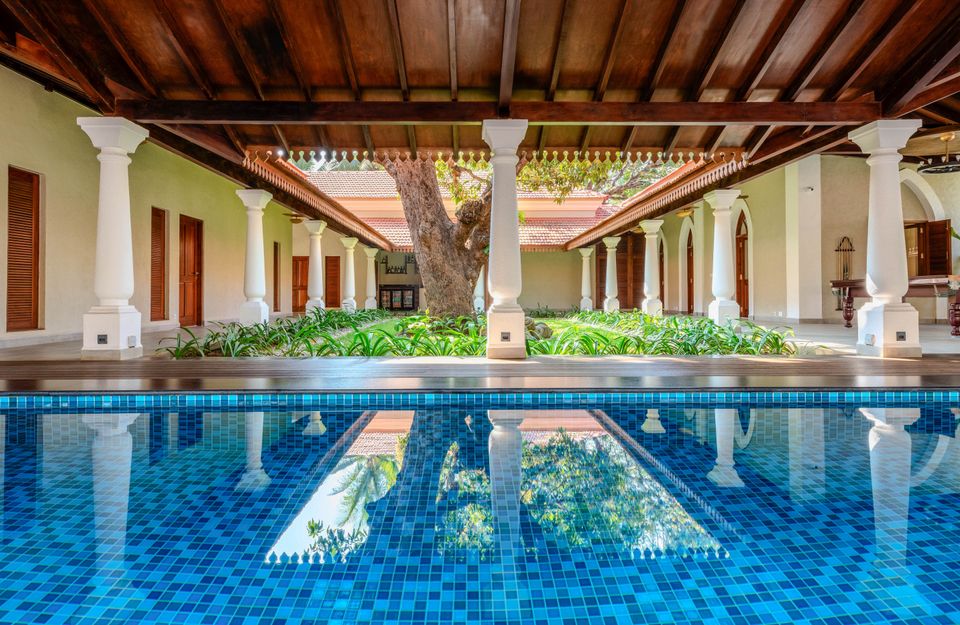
284, 212, 305, 224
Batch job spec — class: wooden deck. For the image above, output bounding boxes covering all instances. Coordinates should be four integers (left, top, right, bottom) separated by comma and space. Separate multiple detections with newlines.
1, 353, 959, 393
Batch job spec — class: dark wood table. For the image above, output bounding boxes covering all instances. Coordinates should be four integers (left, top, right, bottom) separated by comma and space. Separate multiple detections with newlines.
830, 275, 960, 336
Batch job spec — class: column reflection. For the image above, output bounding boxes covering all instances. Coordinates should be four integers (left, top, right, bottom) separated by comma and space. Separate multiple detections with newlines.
236, 412, 271, 492
708, 409, 744, 487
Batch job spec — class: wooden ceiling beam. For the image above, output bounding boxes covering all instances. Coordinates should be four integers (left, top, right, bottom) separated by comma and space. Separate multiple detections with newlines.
894, 74, 960, 117
622, 0, 687, 152
1, 0, 114, 110
447, 0, 458, 101
116, 99, 882, 125
327, 0, 371, 155
384, 0, 414, 152
737, 0, 807, 101
884, 15, 960, 117
917, 105, 959, 126
544, 0, 572, 103
268, 2, 311, 103
152, 0, 215, 99
820, 1, 921, 103
497, 0, 521, 115
210, 0, 264, 100
580, 0, 629, 153
783, 0, 866, 102
691, 0, 748, 102
79, 0, 157, 98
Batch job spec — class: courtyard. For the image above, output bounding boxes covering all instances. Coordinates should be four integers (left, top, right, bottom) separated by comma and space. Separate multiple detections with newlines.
1, 1, 960, 624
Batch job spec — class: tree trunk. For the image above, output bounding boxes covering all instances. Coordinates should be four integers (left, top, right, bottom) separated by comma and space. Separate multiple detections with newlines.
382, 157, 489, 316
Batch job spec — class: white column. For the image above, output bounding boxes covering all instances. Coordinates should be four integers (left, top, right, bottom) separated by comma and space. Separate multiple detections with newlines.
302, 411, 327, 436
692, 201, 706, 314
707, 408, 744, 487
236, 189, 272, 325
340, 237, 359, 312
473, 266, 486, 313
705, 189, 742, 324
77, 117, 149, 360
602, 236, 621, 312
303, 220, 327, 312
640, 219, 664, 315
363, 247, 379, 310
849, 120, 923, 357
578, 248, 593, 310
482, 119, 528, 359
785, 156, 823, 321
237, 412, 271, 492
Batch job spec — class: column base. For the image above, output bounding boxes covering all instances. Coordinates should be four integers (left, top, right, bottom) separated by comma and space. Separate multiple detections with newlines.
235, 468, 271, 492
641, 298, 663, 316
708, 298, 740, 325
364, 297, 377, 310
579, 297, 593, 311
81, 305, 143, 360
603, 297, 620, 312
856, 301, 921, 358
474, 296, 485, 314
707, 463, 744, 488
341, 298, 357, 313
641, 410, 665, 434
486, 305, 526, 359
239, 300, 269, 325
305, 299, 325, 313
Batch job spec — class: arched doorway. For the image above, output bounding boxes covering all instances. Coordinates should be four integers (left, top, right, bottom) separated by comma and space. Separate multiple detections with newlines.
685, 229, 694, 314
735, 212, 749, 318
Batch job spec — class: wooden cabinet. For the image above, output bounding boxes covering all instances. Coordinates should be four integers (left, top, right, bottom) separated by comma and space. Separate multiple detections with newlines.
379, 285, 419, 311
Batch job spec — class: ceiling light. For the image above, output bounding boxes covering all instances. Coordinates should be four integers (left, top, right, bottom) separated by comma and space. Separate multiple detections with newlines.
918, 133, 960, 175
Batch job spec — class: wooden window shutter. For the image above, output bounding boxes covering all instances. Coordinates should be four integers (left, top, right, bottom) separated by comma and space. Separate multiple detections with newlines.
6, 167, 40, 331
924, 219, 953, 276
272, 241, 281, 312
150, 207, 167, 321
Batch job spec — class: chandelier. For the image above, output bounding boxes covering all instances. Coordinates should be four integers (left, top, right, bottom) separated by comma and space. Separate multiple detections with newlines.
918, 132, 960, 175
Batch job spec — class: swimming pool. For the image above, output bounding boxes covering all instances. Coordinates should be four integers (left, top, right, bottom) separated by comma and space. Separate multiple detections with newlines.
0, 390, 958, 624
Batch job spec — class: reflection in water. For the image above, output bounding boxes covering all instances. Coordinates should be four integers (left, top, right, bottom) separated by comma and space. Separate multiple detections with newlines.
236, 412, 271, 492
82, 413, 137, 585
708, 409, 744, 487
302, 411, 327, 436
641, 408, 666, 434
267, 411, 410, 563
787, 408, 825, 503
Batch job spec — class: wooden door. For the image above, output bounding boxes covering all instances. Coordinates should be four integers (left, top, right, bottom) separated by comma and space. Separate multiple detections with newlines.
324, 255, 341, 308
735, 212, 749, 318
658, 238, 664, 307
292, 256, 309, 313
6, 167, 40, 331
272, 241, 281, 312
685, 230, 694, 314
178, 215, 203, 327
150, 207, 167, 321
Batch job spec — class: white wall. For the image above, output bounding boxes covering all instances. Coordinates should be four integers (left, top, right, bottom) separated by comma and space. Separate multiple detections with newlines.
0, 65, 292, 346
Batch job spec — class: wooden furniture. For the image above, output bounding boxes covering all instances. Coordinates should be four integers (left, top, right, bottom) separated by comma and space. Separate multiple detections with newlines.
379, 285, 419, 311
830, 275, 960, 336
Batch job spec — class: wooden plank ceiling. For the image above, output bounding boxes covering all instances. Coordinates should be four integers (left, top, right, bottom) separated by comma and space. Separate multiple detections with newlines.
1, 0, 960, 236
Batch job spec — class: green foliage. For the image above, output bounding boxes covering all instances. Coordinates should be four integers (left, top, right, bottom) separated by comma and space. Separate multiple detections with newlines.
162, 311, 796, 359
306, 521, 368, 563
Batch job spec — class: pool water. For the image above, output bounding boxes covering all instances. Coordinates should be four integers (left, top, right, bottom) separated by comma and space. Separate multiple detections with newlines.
1, 391, 959, 624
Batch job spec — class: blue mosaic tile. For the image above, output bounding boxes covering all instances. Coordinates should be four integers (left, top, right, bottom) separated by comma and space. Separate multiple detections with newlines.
0, 392, 957, 623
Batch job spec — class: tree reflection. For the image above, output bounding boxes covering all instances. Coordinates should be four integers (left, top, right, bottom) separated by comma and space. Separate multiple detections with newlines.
436, 429, 720, 558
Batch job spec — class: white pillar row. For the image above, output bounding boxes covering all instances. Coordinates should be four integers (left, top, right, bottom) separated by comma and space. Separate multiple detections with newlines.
707, 408, 744, 487
640, 219, 665, 316
363, 247, 379, 310
303, 220, 327, 312
236, 189, 273, 325
482, 119, 528, 359
602, 236, 621, 312
704, 189, 742, 324
848, 120, 923, 357
578, 248, 593, 310
77, 117, 149, 360
473, 266, 486, 314
340, 237, 359, 312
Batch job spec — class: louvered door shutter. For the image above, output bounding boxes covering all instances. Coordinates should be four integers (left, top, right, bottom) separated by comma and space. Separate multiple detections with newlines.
150, 207, 167, 320
925, 219, 953, 276
6, 167, 40, 331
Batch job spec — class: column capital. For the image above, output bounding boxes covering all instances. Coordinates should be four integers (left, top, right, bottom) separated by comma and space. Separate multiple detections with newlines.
340, 236, 359, 250
578, 247, 593, 258
363, 246, 379, 258
848, 120, 921, 154
77, 117, 148, 153
236, 189, 273, 210
703, 189, 741, 212
639, 219, 664, 235
482, 119, 528, 155
303, 219, 327, 235
602, 236, 621, 250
